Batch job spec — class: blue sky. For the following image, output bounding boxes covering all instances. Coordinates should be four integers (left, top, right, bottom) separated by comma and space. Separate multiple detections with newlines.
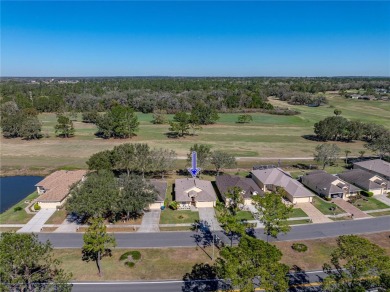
1, 1, 389, 77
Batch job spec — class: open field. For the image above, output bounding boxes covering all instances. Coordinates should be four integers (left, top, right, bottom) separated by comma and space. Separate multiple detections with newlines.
1, 95, 388, 175
50, 232, 390, 280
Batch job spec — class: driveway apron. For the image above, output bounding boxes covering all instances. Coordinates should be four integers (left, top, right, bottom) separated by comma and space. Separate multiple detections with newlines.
138, 210, 161, 232
198, 207, 222, 231
18, 209, 56, 233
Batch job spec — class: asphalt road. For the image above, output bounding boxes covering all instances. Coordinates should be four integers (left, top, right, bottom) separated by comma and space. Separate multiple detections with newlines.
38, 216, 390, 248
71, 270, 326, 291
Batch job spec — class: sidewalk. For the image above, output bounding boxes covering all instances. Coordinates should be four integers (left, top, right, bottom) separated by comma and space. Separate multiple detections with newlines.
17, 209, 56, 233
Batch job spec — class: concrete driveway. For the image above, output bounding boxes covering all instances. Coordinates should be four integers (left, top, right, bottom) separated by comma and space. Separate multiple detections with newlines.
17, 209, 56, 233
296, 203, 332, 223
138, 210, 161, 232
376, 194, 390, 206
332, 198, 371, 219
198, 207, 222, 231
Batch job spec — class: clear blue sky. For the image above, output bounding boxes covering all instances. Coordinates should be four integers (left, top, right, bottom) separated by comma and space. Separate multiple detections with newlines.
1, 1, 390, 77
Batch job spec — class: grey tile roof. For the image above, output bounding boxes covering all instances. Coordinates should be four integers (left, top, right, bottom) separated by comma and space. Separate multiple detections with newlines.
338, 169, 388, 191
216, 174, 263, 200
149, 180, 168, 202
301, 170, 360, 196
251, 168, 314, 198
354, 159, 390, 179
174, 178, 217, 202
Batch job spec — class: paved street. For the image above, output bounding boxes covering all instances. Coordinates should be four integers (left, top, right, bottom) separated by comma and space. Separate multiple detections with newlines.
70, 270, 327, 291
331, 198, 371, 219
38, 215, 390, 248
137, 210, 160, 232
17, 209, 56, 233
296, 203, 332, 223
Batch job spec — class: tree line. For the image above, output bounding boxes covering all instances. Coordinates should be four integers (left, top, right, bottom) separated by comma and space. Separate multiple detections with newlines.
313, 115, 390, 158
3, 77, 388, 115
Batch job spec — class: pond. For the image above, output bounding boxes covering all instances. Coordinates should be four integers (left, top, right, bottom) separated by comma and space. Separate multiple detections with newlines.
0, 176, 43, 213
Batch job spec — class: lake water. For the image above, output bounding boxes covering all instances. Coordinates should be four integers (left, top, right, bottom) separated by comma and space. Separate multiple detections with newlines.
0, 176, 43, 213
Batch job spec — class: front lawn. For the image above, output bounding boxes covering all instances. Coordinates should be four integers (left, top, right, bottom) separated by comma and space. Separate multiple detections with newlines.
312, 197, 345, 215
351, 197, 390, 211
236, 211, 254, 221
46, 209, 68, 224
159, 208, 199, 224
0, 192, 38, 224
290, 208, 309, 218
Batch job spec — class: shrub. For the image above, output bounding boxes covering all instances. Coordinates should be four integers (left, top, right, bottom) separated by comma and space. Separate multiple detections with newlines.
34, 203, 41, 211
125, 262, 135, 268
13, 206, 23, 212
169, 201, 179, 210
292, 243, 308, 252
119, 251, 132, 261
361, 190, 374, 197
130, 251, 141, 260
325, 197, 332, 201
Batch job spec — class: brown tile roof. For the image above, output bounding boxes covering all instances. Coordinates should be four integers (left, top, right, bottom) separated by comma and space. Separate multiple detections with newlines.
216, 174, 263, 200
174, 178, 217, 202
36, 170, 87, 202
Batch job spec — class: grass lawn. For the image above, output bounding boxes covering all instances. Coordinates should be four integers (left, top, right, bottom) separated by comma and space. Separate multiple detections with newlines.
46, 209, 68, 224
0, 227, 21, 232
290, 208, 309, 218
351, 197, 390, 211
0, 192, 38, 224
54, 247, 215, 281
370, 211, 390, 217
274, 232, 390, 271
236, 210, 254, 221
312, 197, 346, 215
331, 216, 353, 221
159, 209, 200, 224
2, 95, 388, 175
288, 219, 311, 225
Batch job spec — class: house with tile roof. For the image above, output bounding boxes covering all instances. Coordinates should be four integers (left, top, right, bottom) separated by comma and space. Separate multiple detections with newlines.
216, 174, 263, 205
353, 159, 390, 181
35, 170, 87, 209
250, 168, 314, 204
338, 169, 389, 195
174, 178, 217, 208
148, 179, 168, 210
301, 170, 360, 200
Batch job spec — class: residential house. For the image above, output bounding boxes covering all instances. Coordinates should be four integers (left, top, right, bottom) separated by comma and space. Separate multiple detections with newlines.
354, 159, 390, 181
35, 170, 87, 209
215, 174, 263, 205
251, 168, 314, 204
174, 178, 217, 208
301, 170, 360, 200
338, 169, 389, 195
148, 180, 168, 210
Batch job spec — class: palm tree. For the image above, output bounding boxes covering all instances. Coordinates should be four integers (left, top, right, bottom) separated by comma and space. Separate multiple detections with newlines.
344, 150, 351, 166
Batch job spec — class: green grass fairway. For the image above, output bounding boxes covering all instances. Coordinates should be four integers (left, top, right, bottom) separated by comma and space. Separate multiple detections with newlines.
159, 209, 199, 224
1, 95, 388, 174
312, 197, 346, 215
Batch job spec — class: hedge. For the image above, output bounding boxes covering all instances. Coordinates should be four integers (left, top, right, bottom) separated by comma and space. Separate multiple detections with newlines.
292, 243, 308, 252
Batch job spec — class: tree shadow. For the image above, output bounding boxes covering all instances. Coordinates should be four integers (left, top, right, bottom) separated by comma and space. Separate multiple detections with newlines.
301, 134, 321, 141
288, 266, 324, 292
182, 263, 219, 292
